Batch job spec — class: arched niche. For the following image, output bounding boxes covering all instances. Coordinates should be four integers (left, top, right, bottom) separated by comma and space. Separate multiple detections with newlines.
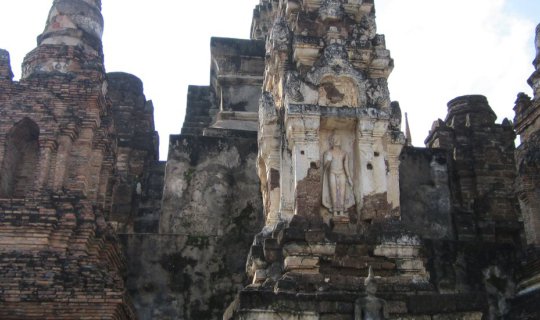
305, 44, 367, 107
0, 118, 40, 198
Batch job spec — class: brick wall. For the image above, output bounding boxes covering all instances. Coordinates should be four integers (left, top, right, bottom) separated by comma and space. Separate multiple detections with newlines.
426, 95, 521, 243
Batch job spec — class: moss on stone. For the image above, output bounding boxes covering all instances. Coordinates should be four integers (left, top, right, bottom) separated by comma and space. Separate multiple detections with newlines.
186, 235, 210, 249
183, 168, 196, 184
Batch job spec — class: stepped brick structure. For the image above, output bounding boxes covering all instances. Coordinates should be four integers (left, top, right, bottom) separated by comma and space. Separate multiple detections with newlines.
0, 1, 539, 320
0, 1, 157, 319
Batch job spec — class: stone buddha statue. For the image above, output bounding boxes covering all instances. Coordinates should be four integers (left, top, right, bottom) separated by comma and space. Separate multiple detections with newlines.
355, 267, 387, 320
322, 135, 355, 216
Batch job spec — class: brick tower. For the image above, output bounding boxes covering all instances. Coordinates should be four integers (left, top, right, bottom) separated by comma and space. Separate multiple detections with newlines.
0, 1, 135, 318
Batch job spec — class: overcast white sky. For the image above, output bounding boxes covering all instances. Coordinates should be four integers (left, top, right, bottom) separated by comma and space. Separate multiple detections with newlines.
0, 0, 538, 159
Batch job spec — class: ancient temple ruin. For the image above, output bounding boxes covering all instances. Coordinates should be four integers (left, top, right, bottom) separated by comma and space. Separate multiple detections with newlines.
0, 0, 539, 319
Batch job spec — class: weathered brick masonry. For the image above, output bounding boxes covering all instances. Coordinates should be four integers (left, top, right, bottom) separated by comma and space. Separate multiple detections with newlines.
0, 1, 138, 318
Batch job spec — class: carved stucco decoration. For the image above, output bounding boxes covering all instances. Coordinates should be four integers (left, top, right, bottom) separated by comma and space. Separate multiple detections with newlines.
259, 91, 278, 127
351, 14, 376, 45
319, 0, 345, 22
268, 16, 291, 53
285, 72, 305, 103
366, 78, 391, 109
306, 43, 367, 108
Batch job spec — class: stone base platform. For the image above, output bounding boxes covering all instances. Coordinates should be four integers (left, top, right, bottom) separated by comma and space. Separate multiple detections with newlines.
234, 216, 487, 319
226, 290, 487, 320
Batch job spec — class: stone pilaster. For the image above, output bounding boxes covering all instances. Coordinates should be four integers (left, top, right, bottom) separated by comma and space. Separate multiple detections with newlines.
259, 93, 282, 225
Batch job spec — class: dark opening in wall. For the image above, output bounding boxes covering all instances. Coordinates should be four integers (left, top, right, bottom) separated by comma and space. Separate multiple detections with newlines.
0, 118, 40, 198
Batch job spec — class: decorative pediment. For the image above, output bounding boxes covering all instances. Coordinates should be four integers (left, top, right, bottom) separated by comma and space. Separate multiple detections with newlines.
306, 44, 366, 108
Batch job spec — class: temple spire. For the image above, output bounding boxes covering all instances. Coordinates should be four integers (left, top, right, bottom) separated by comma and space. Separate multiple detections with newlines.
405, 112, 413, 146
39, 0, 103, 49
21, 0, 104, 79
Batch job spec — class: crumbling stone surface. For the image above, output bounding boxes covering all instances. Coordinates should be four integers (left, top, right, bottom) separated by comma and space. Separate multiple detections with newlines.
122, 232, 260, 320
295, 162, 323, 223
117, 22, 265, 320
121, 133, 263, 319
160, 135, 262, 236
